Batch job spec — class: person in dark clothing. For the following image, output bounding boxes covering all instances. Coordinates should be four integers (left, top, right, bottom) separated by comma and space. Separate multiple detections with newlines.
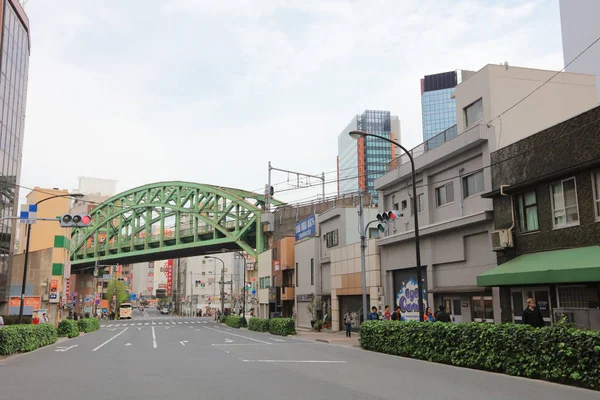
367, 306, 379, 320
391, 306, 402, 321
434, 305, 452, 322
522, 298, 545, 327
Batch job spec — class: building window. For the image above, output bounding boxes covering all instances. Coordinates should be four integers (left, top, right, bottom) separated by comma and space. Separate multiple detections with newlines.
272, 248, 277, 261
401, 200, 407, 210
435, 182, 454, 207
324, 229, 339, 248
557, 286, 588, 308
550, 177, 579, 227
517, 191, 539, 233
464, 98, 483, 127
259, 277, 264, 289
593, 171, 600, 220
462, 171, 485, 198
265, 277, 270, 288
310, 258, 314, 285
411, 194, 425, 215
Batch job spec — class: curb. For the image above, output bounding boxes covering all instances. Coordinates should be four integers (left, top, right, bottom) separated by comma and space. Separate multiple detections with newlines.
315, 339, 330, 343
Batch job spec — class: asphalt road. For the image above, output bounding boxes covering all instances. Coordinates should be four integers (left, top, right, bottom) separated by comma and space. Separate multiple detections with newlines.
0, 308, 596, 400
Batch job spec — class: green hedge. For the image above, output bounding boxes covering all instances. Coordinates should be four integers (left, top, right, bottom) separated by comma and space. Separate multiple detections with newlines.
269, 318, 296, 336
219, 315, 227, 323
359, 321, 600, 390
0, 323, 57, 355
222, 315, 247, 328
77, 318, 100, 333
248, 318, 270, 332
57, 319, 79, 338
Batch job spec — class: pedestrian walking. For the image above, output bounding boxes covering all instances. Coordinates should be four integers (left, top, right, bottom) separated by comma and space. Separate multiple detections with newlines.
522, 298, 545, 328
344, 310, 352, 338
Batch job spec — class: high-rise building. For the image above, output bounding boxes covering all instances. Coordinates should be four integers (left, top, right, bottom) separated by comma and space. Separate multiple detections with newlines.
559, 0, 600, 102
76, 176, 117, 197
337, 110, 400, 200
421, 70, 474, 146
0, 0, 31, 312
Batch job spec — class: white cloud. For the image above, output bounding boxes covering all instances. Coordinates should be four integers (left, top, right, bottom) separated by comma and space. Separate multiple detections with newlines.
19, 0, 564, 205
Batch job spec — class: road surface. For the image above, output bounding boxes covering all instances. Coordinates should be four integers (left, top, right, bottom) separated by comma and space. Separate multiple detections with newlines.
0, 309, 596, 399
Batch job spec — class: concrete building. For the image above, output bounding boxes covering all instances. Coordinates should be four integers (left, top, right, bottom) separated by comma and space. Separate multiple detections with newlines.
8, 188, 72, 318
376, 63, 598, 323
421, 69, 474, 145
294, 223, 319, 329
76, 176, 117, 197
337, 110, 400, 199
559, 0, 600, 102
479, 105, 600, 330
257, 249, 272, 319
0, 0, 31, 312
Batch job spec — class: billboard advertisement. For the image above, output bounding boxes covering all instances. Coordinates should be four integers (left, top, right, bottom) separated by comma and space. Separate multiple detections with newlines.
147, 261, 155, 296
164, 260, 173, 296
295, 214, 317, 241
392, 267, 428, 321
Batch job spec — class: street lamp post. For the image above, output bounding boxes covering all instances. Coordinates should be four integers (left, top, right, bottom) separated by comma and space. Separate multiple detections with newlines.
223, 249, 247, 322
18, 193, 84, 324
204, 256, 225, 315
350, 130, 425, 322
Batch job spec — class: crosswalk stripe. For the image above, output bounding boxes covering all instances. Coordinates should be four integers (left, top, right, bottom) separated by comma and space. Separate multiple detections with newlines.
145, 323, 149, 325
171, 322, 176, 325
184, 322, 189, 324
159, 322, 163, 325
106, 324, 113, 327
178, 322, 182, 324
137, 323, 142, 326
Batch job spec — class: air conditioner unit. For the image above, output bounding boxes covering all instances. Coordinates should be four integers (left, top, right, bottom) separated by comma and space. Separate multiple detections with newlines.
491, 229, 513, 251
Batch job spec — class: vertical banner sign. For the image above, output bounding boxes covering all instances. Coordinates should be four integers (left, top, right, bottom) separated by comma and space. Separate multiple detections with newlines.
166, 259, 173, 296
147, 261, 155, 295
65, 278, 71, 304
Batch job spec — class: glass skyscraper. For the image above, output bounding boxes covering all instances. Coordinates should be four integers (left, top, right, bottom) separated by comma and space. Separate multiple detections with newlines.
0, 0, 30, 310
421, 70, 473, 146
337, 110, 400, 201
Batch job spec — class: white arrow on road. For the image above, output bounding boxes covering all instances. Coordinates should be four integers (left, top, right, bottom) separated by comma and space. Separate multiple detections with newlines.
224, 338, 234, 343
55, 344, 78, 352
125, 343, 132, 346
195, 329, 201, 331
180, 340, 189, 346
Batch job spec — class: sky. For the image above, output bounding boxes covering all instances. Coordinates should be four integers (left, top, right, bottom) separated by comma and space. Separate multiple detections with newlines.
18, 0, 564, 205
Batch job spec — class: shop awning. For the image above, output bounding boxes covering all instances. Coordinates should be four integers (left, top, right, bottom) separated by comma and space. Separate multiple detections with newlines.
477, 246, 600, 287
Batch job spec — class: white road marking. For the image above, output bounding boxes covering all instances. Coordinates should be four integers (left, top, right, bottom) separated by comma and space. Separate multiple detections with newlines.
171, 322, 176, 325
178, 322, 182, 324
180, 340, 189, 346
122, 324, 128, 327
152, 326, 157, 348
93, 328, 128, 352
55, 344, 78, 352
269, 337, 285, 342
195, 329, 201, 331
242, 360, 347, 364
204, 327, 272, 344
109, 328, 117, 332
184, 321, 189, 324
125, 343, 132, 346
159, 322, 163, 325
144, 323, 149, 325
137, 323, 142, 326
105, 324, 113, 328
224, 338, 234, 343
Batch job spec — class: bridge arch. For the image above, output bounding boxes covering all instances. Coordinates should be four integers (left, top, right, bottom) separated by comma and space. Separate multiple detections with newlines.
69, 181, 281, 267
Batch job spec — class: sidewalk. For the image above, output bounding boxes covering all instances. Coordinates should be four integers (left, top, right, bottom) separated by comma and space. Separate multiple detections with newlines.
295, 329, 361, 348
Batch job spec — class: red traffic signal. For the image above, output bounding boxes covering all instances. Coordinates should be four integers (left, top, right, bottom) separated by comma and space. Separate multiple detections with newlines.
60, 214, 92, 227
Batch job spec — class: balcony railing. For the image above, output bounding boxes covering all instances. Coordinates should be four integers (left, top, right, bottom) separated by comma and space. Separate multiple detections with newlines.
386, 124, 458, 172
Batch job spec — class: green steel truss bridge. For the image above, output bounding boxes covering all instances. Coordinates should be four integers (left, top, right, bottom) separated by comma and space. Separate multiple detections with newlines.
69, 182, 283, 268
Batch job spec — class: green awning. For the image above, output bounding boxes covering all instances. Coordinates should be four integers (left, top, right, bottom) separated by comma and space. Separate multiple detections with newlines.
477, 245, 600, 287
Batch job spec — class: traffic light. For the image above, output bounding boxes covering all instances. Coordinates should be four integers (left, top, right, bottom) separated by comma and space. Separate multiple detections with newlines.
60, 213, 92, 227
376, 210, 402, 232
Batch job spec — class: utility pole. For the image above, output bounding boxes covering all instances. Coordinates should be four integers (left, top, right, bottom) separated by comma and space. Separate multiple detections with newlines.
266, 161, 326, 210
358, 193, 368, 322
220, 265, 225, 315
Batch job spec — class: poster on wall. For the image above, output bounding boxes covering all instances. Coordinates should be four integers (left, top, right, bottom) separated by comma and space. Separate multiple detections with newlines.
393, 268, 428, 322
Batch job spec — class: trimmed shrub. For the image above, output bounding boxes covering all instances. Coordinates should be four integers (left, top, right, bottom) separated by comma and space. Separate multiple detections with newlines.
248, 318, 270, 332
219, 314, 227, 323
359, 321, 600, 390
77, 318, 100, 333
222, 315, 247, 328
57, 319, 79, 338
0, 323, 57, 355
269, 318, 296, 336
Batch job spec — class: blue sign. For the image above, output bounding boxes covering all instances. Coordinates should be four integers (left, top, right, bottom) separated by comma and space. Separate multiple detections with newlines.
130, 293, 137, 301
295, 214, 317, 241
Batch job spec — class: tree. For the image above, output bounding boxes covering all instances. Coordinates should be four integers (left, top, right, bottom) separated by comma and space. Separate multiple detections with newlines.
105, 280, 129, 309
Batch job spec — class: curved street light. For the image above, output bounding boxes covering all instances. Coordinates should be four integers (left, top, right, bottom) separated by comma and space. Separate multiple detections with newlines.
204, 255, 226, 315
349, 130, 424, 322
19, 193, 85, 323
222, 248, 247, 322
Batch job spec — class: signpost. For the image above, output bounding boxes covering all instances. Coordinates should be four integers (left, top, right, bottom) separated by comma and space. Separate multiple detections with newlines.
295, 214, 317, 241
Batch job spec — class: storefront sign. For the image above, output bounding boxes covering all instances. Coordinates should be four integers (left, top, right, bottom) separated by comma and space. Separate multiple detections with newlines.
295, 214, 317, 241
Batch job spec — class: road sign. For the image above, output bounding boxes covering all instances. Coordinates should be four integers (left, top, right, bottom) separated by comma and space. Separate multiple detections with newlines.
85, 297, 90, 302
130, 293, 137, 301
103, 274, 111, 280
19, 204, 38, 224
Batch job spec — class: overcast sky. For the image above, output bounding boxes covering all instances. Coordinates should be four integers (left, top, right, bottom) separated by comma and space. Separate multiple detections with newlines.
19, 0, 563, 204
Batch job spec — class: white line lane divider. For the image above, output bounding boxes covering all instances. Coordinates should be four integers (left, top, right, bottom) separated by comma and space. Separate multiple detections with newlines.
55, 344, 78, 352
180, 340, 188, 346
242, 360, 347, 364
152, 326, 157, 348
93, 328, 129, 352
269, 337, 285, 342
204, 327, 272, 345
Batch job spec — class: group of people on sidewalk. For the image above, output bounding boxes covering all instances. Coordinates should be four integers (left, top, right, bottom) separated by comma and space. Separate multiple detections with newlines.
342, 297, 546, 337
